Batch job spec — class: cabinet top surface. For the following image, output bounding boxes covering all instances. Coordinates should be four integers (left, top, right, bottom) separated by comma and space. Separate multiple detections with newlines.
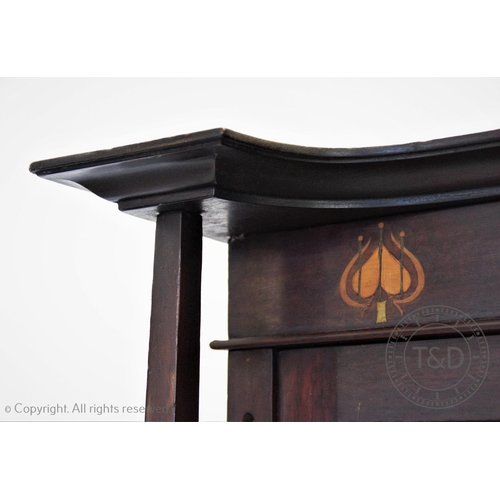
30, 127, 500, 172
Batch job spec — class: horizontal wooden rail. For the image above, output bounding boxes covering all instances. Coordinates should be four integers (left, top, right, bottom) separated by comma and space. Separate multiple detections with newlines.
210, 318, 500, 351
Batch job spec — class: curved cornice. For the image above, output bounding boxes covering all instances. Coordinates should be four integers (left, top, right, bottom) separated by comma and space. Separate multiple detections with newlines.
30, 128, 500, 240
222, 128, 500, 160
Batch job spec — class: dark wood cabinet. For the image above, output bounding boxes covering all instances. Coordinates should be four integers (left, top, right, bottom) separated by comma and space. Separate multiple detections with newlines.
30, 128, 500, 421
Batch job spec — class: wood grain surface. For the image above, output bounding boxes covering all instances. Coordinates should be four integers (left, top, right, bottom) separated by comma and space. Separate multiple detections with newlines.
145, 211, 202, 421
229, 201, 500, 338
227, 349, 274, 422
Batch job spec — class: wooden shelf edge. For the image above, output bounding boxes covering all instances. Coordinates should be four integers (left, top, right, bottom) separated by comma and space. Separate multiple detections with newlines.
210, 318, 500, 351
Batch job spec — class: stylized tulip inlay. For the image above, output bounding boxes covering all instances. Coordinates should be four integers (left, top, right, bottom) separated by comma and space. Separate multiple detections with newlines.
340, 223, 425, 323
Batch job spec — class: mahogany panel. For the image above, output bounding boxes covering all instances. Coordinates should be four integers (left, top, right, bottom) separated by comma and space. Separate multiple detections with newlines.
227, 349, 274, 422
335, 334, 499, 421
272, 334, 499, 421
229, 201, 500, 338
277, 348, 337, 422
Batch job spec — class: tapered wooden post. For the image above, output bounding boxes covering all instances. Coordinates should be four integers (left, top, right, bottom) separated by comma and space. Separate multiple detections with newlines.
145, 210, 202, 422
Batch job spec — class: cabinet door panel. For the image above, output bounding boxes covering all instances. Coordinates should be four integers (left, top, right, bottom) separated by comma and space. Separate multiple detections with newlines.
276, 334, 500, 421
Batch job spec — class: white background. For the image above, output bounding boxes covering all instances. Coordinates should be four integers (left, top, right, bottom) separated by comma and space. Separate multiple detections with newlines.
2, 77, 500, 496
2, 78, 500, 421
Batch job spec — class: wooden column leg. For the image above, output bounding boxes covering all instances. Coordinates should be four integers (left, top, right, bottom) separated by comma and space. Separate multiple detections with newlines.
145, 210, 202, 422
